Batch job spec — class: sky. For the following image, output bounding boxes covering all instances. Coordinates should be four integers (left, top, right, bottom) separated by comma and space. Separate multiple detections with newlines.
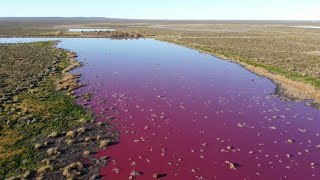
0, 0, 319, 20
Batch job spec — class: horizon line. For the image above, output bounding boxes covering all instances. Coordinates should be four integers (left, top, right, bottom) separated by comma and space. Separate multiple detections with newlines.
0, 17, 319, 21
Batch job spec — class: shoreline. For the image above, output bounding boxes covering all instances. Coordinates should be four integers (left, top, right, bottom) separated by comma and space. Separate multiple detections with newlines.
2, 36, 318, 179
26, 50, 115, 179
154, 37, 320, 108
6, 36, 317, 108
1, 36, 319, 179
2, 43, 115, 179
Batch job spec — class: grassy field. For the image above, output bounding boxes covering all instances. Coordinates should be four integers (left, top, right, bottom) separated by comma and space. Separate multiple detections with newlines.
0, 42, 91, 178
0, 42, 60, 98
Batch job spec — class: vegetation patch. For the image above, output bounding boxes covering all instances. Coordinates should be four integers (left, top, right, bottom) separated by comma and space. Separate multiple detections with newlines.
0, 42, 91, 178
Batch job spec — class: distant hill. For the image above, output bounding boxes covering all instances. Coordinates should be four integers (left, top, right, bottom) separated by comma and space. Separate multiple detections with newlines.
0, 17, 119, 22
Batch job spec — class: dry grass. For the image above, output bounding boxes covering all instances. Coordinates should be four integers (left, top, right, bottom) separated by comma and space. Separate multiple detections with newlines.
0, 42, 62, 98
56, 52, 83, 91
0, 129, 22, 159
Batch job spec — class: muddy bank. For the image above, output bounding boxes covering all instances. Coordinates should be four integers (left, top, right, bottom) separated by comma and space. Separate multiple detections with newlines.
24, 52, 116, 180
31, 52, 117, 180
28, 121, 116, 180
156, 37, 320, 108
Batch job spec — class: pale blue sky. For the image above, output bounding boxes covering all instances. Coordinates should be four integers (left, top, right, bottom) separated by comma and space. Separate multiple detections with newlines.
0, 0, 319, 20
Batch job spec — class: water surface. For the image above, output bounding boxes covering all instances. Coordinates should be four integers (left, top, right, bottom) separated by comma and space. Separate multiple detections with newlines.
69, 28, 116, 32
290, 26, 320, 29
1, 38, 320, 180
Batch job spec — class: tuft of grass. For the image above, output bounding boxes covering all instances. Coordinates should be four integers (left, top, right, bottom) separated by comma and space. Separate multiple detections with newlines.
0, 42, 91, 178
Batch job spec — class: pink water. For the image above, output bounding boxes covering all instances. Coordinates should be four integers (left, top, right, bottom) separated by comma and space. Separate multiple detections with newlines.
7, 38, 318, 180
56, 38, 320, 180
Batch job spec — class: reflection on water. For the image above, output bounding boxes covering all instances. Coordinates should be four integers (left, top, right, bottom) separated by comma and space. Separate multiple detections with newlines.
290, 26, 320, 29
68, 28, 116, 32
1, 38, 320, 180
0, 38, 60, 44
